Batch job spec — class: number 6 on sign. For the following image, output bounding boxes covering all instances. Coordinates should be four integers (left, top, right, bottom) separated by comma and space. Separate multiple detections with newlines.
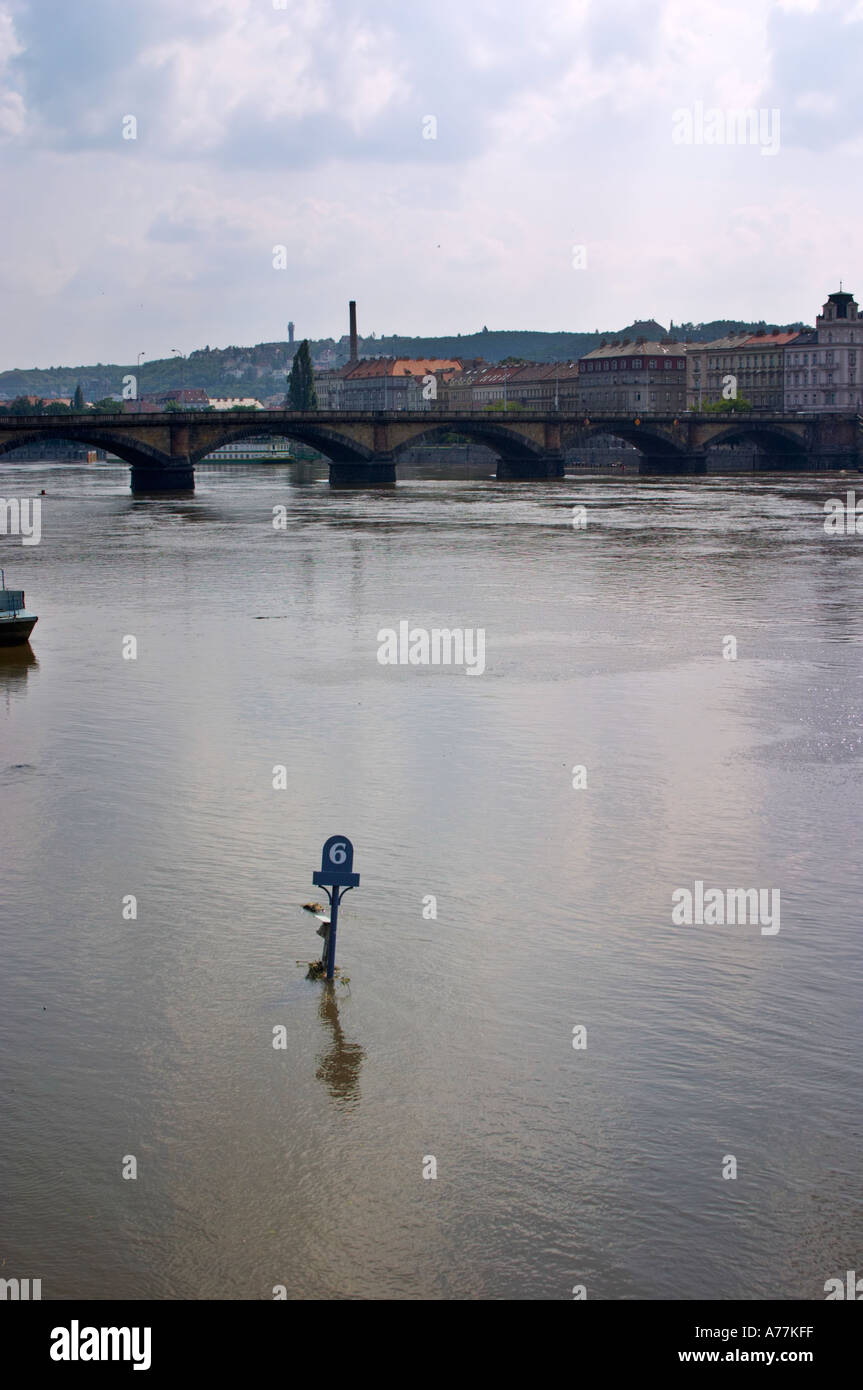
313, 835, 360, 889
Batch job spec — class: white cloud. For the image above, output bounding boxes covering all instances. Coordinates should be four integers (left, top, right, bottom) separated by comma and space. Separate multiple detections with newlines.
0, 0, 858, 366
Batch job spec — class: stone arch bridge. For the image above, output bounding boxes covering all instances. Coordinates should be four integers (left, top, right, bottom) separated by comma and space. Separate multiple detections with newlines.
0, 409, 859, 491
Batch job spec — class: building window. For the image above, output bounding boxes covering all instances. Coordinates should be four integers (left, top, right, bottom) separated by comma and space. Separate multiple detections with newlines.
649, 360, 657, 369
634, 359, 642, 369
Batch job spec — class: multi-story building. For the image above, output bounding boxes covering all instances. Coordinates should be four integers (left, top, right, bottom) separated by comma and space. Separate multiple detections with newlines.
442, 366, 488, 409
315, 357, 463, 410
687, 331, 800, 410
785, 290, 863, 412
578, 340, 687, 414
508, 361, 580, 408
441, 362, 581, 410
141, 389, 211, 409
314, 362, 355, 409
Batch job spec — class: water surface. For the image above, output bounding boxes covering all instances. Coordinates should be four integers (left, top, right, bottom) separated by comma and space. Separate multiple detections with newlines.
1, 456, 861, 1299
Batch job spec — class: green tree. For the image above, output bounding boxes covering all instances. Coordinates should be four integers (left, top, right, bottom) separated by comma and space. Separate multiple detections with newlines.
702, 396, 753, 413
287, 340, 317, 410
73, 383, 85, 411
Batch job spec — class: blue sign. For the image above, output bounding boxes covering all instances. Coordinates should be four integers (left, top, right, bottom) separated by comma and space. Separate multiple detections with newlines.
313, 835, 360, 890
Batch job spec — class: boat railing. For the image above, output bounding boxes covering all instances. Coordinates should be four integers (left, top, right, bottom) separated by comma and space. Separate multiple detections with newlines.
0, 570, 25, 615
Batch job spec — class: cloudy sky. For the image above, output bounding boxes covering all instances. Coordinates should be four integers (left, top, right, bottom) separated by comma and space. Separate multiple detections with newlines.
0, 0, 859, 367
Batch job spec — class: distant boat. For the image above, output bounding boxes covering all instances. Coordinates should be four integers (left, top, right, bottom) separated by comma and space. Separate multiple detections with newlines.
0, 569, 38, 646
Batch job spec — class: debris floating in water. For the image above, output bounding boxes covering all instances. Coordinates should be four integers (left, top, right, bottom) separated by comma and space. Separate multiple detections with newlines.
298, 958, 348, 984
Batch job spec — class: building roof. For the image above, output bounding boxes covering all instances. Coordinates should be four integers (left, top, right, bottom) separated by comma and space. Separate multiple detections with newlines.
508, 361, 581, 383
824, 289, 855, 312
581, 341, 684, 360
744, 331, 801, 346
143, 388, 210, 404
343, 356, 463, 379
695, 331, 802, 351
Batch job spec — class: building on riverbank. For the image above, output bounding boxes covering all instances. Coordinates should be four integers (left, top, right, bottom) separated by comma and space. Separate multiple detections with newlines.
315, 357, 463, 410
578, 340, 687, 414
687, 330, 800, 410
785, 290, 862, 412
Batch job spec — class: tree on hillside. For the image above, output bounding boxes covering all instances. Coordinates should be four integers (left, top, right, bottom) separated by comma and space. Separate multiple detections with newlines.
73, 383, 85, 410
287, 340, 317, 410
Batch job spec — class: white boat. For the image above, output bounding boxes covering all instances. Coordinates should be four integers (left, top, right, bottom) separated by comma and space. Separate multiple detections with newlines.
0, 569, 38, 646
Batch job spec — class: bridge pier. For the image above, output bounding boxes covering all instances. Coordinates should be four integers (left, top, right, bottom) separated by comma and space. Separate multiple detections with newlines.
804, 450, 862, 473
496, 454, 565, 480
329, 456, 396, 487
130, 457, 195, 493
638, 452, 706, 476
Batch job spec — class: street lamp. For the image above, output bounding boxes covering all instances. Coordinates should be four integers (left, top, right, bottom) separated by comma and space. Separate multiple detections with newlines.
171, 348, 185, 403
137, 352, 146, 412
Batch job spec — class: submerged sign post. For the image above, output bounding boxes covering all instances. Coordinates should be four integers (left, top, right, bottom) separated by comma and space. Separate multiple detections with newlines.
312, 835, 360, 980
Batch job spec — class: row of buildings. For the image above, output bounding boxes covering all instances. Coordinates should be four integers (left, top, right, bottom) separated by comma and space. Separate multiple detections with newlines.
122, 390, 280, 411
312, 290, 863, 416
12, 289, 854, 419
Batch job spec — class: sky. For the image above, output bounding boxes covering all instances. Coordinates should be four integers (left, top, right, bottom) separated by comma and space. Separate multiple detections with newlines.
0, 0, 860, 368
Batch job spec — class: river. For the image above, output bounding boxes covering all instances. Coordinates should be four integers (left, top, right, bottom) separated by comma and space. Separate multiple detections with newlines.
1, 455, 861, 1299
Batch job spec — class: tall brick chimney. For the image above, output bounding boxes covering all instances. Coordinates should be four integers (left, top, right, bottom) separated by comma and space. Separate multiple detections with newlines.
349, 301, 358, 362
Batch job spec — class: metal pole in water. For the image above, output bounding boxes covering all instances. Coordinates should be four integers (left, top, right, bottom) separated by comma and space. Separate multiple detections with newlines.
325, 889, 340, 980
312, 836, 360, 981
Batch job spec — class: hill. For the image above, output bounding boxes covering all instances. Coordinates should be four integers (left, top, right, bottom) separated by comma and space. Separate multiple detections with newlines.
0, 320, 812, 402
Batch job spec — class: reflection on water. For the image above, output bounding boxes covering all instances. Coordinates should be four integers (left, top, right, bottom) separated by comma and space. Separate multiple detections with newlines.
0, 643, 38, 708
315, 983, 365, 1110
0, 455, 862, 1300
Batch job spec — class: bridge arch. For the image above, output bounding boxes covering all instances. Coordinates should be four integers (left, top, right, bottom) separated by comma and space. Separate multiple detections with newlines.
0, 428, 173, 472
560, 420, 686, 459
387, 419, 547, 462
701, 422, 808, 469
189, 422, 373, 466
